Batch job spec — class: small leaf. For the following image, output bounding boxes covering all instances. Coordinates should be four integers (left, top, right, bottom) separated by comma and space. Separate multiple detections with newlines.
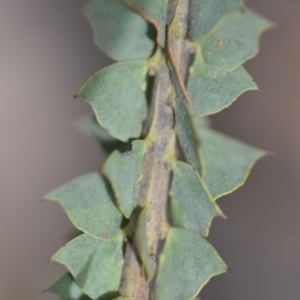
199, 127, 266, 199
47, 272, 90, 300
173, 98, 202, 175
134, 210, 153, 281
124, 0, 168, 47
77, 61, 148, 142
77, 115, 130, 153
52, 234, 123, 300
154, 227, 227, 300
45, 173, 123, 240
170, 161, 221, 237
189, 0, 242, 41
200, 8, 272, 69
83, 0, 155, 61
187, 49, 257, 117
102, 140, 146, 218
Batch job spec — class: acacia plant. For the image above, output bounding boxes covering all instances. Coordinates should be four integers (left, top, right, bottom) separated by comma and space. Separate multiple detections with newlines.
45, 0, 272, 299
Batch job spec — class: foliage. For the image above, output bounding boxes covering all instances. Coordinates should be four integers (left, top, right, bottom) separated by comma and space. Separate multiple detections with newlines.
45, 0, 272, 299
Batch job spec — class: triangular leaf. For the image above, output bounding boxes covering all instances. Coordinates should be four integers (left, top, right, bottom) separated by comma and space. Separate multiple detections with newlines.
83, 0, 155, 61
77, 61, 148, 142
154, 227, 227, 300
170, 161, 221, 237
45, 173, 123, 240
102, 140, 146, 218
134, 210, 153, 281
124, 0, 168, 47
187, 49, 257, 117
199, 127, 266, 199
173, 98, 202, 175
189, 0, 242, 41
47, 272, 90, 300
52, 234, 124, 300
77, 115, 130, 153
200, 8, 272, 69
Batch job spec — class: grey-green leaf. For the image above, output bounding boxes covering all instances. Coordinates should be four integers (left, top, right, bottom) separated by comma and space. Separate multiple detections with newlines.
102, 140, 146, 218
134, 210, 153, 281
173, 98, 202, 175
154, 228, 227, 300
125, 0, 168, 47
83, 0, 155, 61
195, 116, 211, 128
200, 8, 272, 69
199, 127, 266, 199
168, 61, 186, 100
170, 161, 221, 237
187, 49, 257, 117
77, 115, 130, 153
44, 173, 123, 240
77, 61, 148, 142
189, 0, 242, 41
52, 234, 123, 300
47, 272, 90, 300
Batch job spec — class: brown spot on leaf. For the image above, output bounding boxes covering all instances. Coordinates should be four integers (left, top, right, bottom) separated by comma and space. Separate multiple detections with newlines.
102, 232, 109, 238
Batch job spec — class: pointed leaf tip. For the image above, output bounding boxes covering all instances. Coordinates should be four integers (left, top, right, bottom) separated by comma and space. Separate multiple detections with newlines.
154, 228, 227, 300
200, 8, 273, 69
77, 61, 148, 142
199, 127, 266, 199
187, 49, 257, 117
44, 172, 123, 239
52, 234, 123, 300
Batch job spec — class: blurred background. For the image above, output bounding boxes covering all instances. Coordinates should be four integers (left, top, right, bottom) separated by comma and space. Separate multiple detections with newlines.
1, 0, 299, 299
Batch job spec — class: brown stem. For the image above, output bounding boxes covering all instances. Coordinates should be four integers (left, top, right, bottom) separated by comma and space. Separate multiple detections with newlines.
118, 1, 191, 299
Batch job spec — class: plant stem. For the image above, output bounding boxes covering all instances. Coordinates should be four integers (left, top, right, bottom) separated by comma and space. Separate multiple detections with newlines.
118, 1, 191, 299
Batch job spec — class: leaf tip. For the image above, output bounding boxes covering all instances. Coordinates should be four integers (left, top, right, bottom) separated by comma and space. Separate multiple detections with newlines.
220, 211, 228, 220
266, 150, 276, 157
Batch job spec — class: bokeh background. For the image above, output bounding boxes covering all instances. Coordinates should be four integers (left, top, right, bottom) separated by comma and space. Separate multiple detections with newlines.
1, 0, 299, 299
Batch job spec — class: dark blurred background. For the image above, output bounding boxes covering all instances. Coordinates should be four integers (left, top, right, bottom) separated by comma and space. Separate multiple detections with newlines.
1, 0, 299, 299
